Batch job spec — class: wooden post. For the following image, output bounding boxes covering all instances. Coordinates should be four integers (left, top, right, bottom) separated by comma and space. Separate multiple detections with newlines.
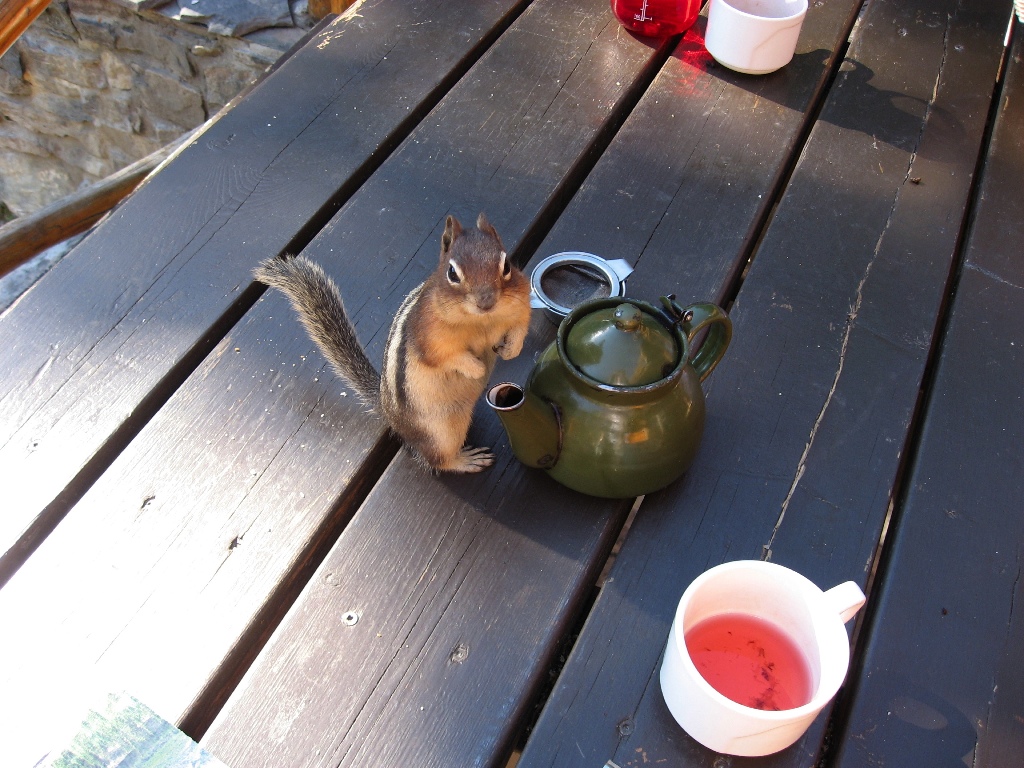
0, 0, 51, 58
308, 0, 356, 21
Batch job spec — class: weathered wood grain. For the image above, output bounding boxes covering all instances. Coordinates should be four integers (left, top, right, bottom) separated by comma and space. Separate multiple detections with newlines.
0, 0, 664, 760
0, 0, 529, 582
198, 2, 866, 766
829, 22, 1024, 768
516, 0, 1011, 765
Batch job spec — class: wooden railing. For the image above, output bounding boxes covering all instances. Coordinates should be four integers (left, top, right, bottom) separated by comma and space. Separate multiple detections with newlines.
0, 131, 196, 278
0, 0, 50, 58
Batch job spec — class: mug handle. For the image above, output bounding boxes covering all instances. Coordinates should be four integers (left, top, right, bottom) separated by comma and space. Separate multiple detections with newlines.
668, 300, 733, 383
823, 581, 867, 624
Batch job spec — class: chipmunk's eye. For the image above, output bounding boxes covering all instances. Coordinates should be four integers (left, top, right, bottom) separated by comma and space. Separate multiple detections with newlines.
500, 252, 511, 279
447, 263, 461, 284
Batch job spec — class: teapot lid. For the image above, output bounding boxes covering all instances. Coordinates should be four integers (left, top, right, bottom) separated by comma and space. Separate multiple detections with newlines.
565, 302, 679, 386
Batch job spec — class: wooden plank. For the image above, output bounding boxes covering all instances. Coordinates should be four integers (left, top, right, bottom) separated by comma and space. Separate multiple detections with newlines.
515, 0, 1011, 765
829, 22, 1024, 768
0, 0, 530, 582
0, 0, 664, 763
197, 2, 866, 767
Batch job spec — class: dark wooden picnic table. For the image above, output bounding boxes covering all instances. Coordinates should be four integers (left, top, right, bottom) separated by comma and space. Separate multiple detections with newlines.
1, 0, 1021, 765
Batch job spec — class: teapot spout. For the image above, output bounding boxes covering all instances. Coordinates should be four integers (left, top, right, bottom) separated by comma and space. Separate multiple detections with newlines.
486, 383, 561, 469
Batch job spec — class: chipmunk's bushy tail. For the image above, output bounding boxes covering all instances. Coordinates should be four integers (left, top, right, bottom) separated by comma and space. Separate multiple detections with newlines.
255, 254, 381, 411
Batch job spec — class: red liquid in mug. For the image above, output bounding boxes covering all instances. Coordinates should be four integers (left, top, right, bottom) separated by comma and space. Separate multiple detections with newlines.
610, 0, 702, 37
685, 613, 815, 711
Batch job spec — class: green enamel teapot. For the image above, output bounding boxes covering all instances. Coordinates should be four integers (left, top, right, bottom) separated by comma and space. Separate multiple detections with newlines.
486, 295, 731, 499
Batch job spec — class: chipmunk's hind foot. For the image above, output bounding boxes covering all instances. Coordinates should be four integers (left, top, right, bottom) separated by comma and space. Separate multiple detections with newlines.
444, 445, 495, 473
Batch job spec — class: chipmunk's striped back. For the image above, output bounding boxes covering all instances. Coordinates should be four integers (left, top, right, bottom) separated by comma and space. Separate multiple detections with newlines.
381, 282, 423, 414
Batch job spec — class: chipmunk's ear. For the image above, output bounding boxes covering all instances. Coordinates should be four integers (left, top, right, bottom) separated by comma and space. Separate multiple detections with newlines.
476, 212, 504, 248
441, 215, 462, 258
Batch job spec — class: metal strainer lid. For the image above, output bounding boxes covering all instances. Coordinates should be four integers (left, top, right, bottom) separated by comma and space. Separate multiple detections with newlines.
530, 252, 633, 319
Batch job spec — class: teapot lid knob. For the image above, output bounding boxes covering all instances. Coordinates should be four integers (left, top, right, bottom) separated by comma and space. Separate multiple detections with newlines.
613, 304, 642, 332
564, 299, 680, 387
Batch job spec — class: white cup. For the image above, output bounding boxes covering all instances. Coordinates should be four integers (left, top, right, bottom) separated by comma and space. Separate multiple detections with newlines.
704, 0, 809, 75
660, 560, 865, 756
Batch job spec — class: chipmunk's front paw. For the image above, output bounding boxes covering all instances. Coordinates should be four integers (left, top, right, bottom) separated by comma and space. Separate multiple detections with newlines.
446, 446, 495, 473
494, 328, 526, 360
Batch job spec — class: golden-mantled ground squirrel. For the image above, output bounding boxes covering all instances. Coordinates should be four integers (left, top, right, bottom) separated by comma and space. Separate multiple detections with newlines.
255, 213, 532, 473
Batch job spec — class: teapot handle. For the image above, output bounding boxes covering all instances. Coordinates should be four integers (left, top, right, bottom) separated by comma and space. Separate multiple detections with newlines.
662, 298, 733, 383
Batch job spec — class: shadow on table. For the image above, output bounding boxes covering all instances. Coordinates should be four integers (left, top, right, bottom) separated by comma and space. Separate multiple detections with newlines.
670, 26, 968, 162
835, 675, 978, 767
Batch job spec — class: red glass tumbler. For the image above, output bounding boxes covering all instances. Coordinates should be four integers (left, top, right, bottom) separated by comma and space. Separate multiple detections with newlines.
611, 0, 702, 37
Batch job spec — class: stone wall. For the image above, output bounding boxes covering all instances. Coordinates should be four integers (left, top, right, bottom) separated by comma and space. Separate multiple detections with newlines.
0, 0, 311, 219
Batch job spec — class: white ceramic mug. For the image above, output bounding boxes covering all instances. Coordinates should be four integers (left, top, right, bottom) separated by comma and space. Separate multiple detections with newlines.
660, 560, 865, 756
704, 0, 809, 75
